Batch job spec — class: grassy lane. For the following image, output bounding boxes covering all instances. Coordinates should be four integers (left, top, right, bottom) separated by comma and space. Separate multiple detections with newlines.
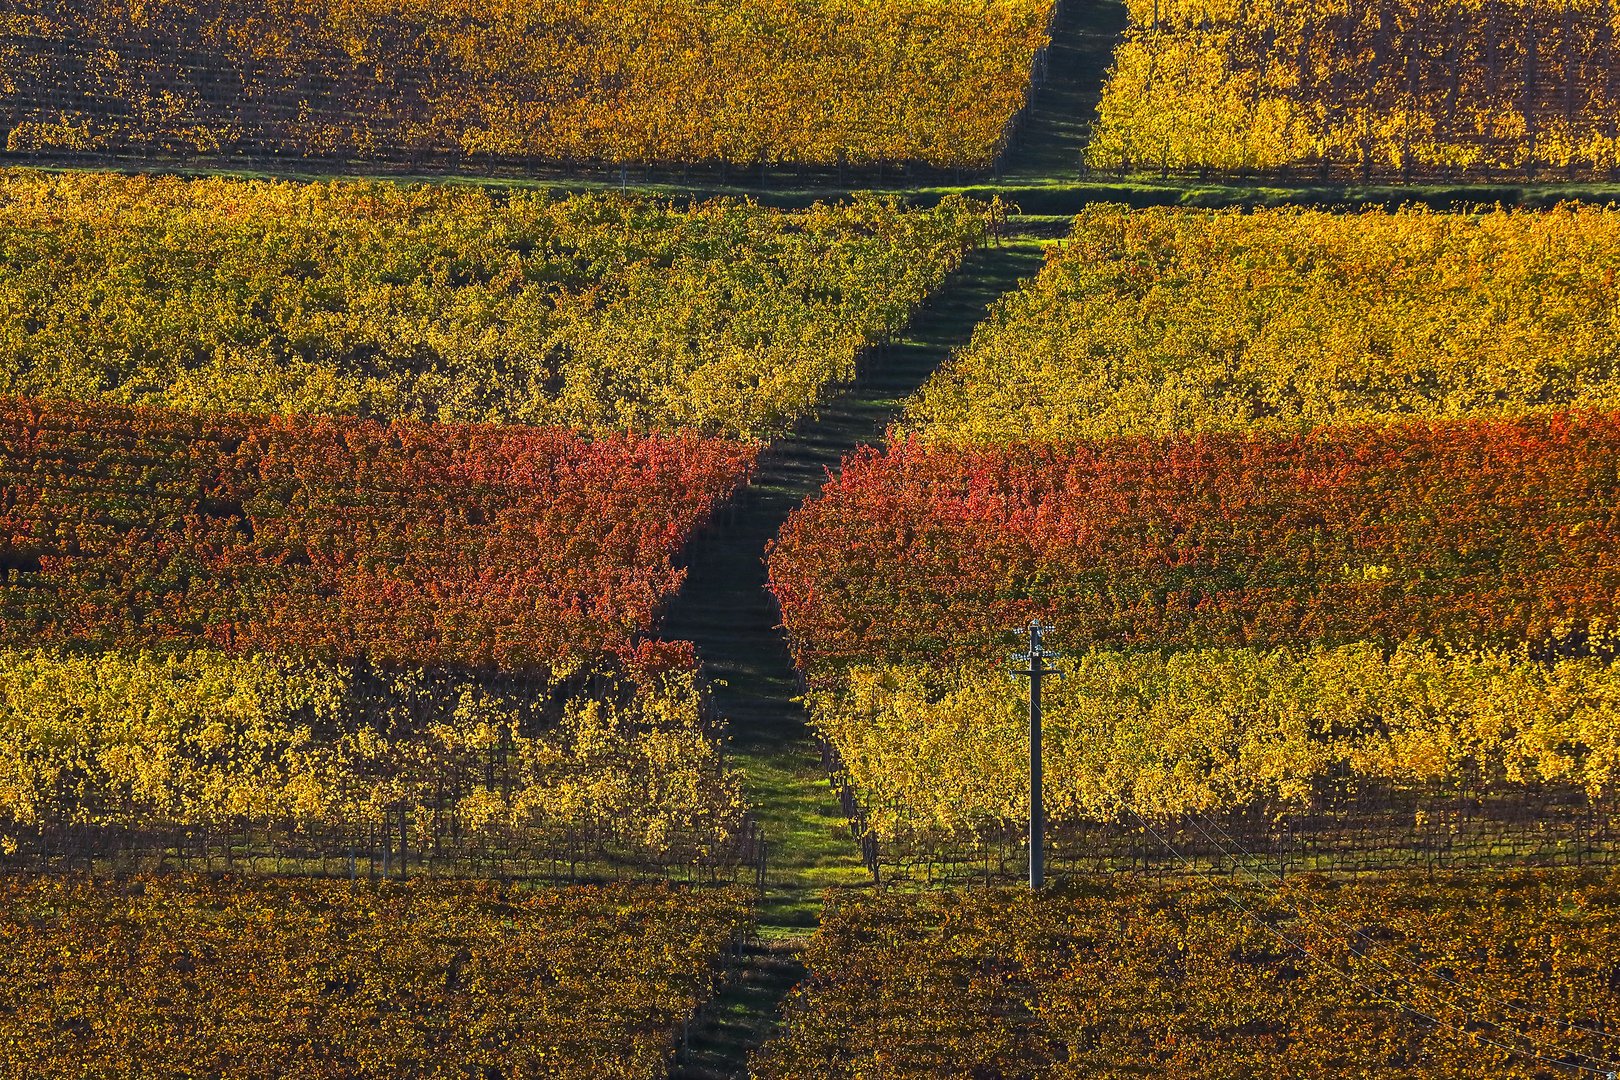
662, 234, 1054, 917
998, 0, 1127, 183
660, 230, 1051, 1079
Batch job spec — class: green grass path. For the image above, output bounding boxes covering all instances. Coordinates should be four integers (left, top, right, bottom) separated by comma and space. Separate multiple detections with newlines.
999, 0, 1127, 183
660, 236, 1051, 1077
657, 22, 1102, 1076
662, 237, 1052, 924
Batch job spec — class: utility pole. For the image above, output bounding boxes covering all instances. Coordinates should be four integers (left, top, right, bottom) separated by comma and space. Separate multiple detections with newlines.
1011, 620, 1060, 889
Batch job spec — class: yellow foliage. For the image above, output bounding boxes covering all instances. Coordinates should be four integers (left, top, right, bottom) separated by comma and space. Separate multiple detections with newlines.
905, 204, 1620, 442
811, 643, 1620, 841
1091, 0, 1620, 177
0, 171, 987, 439
6, 0, 1054, 168
0, 648, 745, 854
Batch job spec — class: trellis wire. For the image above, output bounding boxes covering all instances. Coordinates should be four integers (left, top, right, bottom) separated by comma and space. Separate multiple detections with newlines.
0, 659, 768, 891
0, 1, 1061, 185
1127, 805, 1620, 1080
822, 735, 1620, 886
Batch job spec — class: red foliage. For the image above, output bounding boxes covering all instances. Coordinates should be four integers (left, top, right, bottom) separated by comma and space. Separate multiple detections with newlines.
0, 397, 755, 670
768, 413, 1620, 670
616, 638, 702, 679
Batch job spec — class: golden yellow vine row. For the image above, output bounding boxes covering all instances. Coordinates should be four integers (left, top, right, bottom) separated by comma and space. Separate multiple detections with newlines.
1090, 0, 1620, 176
3, 0, 1053, 168
0, 647, 746, 857
904, 204, 1620, 443
0, 171, 989, 439
811, 643, 1620, 842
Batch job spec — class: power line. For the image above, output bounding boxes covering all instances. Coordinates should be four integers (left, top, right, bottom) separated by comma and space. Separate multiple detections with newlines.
1120, 805, 1620, 1080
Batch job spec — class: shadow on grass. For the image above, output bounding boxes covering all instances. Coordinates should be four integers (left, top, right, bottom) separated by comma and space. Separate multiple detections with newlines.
659, 239, 1052, 923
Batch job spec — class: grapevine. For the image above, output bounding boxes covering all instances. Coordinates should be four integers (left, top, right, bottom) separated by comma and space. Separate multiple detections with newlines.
906, 204, 1620, 444
0, 875, 753, 1080
0, 396, 755, 670
753, 870, 1620, 1078
0, 173, 989, 440
1090, 0, 1620, 180
1, 0, 1054, 170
